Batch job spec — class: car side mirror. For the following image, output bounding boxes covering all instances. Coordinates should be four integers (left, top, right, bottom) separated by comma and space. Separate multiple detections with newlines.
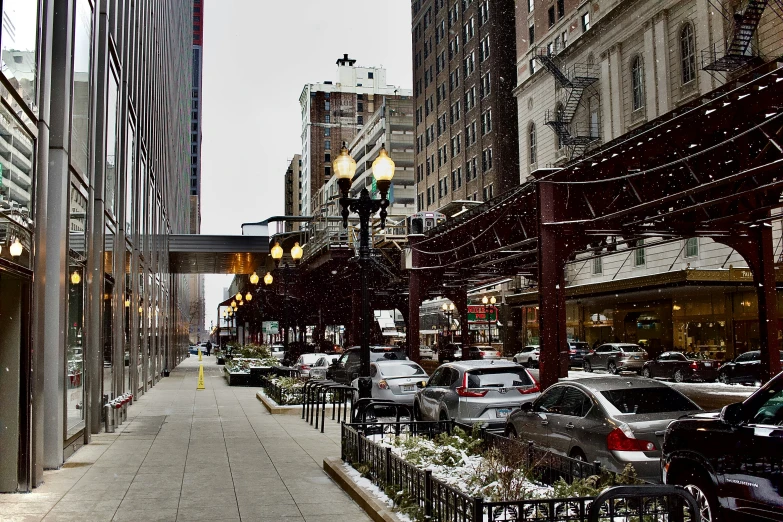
520, 402, 533, 413
416, 380, 427, 389
720, 402, 744, 426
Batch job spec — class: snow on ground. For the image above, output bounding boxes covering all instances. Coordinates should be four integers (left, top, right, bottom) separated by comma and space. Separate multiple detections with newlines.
342, 463, 414, 522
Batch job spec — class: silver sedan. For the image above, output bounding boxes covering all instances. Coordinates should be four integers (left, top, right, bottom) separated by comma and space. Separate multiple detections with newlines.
309, 355, 340, 380
414, 360, 540, 430
350, 360, 428, 405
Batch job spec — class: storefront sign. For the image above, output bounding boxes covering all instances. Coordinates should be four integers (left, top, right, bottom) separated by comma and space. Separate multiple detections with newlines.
262, 321, 279, 334
468, 305, 497, 323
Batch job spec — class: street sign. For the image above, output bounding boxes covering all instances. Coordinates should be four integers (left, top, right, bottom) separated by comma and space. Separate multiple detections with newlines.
467, 305, 497, 324
262, 321, 279, 334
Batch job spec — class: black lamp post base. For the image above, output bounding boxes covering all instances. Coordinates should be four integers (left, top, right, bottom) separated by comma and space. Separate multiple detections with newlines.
357, 376, 373, 400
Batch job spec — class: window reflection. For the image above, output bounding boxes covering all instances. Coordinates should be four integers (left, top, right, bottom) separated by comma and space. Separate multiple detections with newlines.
0, 102, 35, 212
105, 71, 119, 215
70, 0, 93, 176
67, 183, 88, 437
0, 0, 38, 115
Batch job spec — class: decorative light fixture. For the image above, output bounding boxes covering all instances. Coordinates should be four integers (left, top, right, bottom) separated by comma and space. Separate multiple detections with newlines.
672, 304, 682, 311
239, 300, 244, 306
250, 272, 260, 285
371, 145, 396, 182
264, 272, 273, 285
291, 242, 303, 261
231, 300, 236, 308
332, 144, 357, 181
245, 292, 252, 301
271, 242, 283, 261
70, 270, 81, 285
236, 292, 242, 301
482, 296, 489, 305
125, 298, 131, 307
490, 296, 497, 305
138, 306, 143, 314
9, 238, 23, 257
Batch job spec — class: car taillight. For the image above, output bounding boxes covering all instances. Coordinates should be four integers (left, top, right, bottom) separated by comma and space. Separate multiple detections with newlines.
495, 351, 501, 357
479, 351, 486, 356
377, 380, 388, 389
301, 365, 310, 370
690, 361, 699, 370
457, 373, 488, 397
588, 350, 595, 355
569, 349, 577, 354
606, 427, 656, 452
618, 352, 628, 358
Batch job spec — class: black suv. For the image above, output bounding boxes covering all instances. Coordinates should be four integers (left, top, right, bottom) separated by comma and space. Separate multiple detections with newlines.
662, 370, 783, 521
717, 350, 783, 385
438, 343, 462, 363
326, 346, 409, 384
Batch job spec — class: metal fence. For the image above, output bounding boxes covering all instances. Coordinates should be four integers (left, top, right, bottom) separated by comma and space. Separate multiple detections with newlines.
341, 421, 698, 522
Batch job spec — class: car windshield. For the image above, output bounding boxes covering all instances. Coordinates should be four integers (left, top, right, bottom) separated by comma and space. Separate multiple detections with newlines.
370, 349, 408, 361
378, 363, 426, 377
618, 345, 642, 352
466, 368, 534, 388
570, 343, 588, 350
684, 352, 709, 360
600, 388, 699, 415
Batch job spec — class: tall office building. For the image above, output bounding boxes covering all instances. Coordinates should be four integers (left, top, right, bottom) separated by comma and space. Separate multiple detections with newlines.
188, 0, 205, 342
411, 0, 519, 211
284, 155, 302, 231
299, 55, 412, 217
0, 0, 193, 492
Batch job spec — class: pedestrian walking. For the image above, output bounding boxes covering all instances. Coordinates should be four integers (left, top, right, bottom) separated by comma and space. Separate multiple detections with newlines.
206, 340, 212, 356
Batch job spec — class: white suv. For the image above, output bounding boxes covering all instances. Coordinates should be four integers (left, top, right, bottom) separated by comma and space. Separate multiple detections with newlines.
513, 345, 540, 367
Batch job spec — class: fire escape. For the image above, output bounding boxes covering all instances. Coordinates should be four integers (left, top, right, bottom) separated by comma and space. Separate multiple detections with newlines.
703, 0, 774, 72
534, 46, 599, 160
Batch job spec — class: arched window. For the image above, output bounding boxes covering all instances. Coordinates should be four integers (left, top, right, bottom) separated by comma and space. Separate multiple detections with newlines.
529, 123, 537, 165
554, 102, 564, 149
680, 23, 696, 84
631, 55, 644, 111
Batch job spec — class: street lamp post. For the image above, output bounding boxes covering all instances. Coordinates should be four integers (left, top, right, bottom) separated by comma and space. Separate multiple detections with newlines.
334, 143, 395, 400
482, 296, 496, 344
270, 242, 303, 352
442, 302, 455, 343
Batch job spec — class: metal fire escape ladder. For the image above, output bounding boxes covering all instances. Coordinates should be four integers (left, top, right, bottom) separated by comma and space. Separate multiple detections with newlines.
534, 46, 599, 160
704, 0, 769, 72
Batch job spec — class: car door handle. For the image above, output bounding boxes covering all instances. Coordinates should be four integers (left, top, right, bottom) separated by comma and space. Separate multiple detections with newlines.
541, 420, 549, 426
565, 423, 575, 429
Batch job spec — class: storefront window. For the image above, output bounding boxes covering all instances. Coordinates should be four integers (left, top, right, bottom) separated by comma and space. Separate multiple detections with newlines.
105, 69, 119, 216
66, 183, 88, 437
0, 0, 39, 115
0, 102, 35, 214
70, 0, 94, 177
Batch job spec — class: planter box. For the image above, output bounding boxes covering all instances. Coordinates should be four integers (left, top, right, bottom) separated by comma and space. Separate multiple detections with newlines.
223, 367, 251, 386
216, 357, 226, 365
249, 366, 274, 387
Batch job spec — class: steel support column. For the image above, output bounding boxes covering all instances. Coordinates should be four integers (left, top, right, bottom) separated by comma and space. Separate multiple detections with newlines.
447, 288, 470, 360
407, 235, 425, 362
537, 182, 574, 390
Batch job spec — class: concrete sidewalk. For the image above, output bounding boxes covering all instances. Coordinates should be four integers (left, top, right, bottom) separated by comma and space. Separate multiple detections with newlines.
0, 356, 370, 522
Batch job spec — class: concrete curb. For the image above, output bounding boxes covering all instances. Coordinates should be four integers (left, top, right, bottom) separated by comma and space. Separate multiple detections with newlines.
323, 457, 403, 522
255, 390, 339, 416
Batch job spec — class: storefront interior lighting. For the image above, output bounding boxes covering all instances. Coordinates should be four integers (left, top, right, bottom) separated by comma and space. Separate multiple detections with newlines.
70, 270, 81, 285
250, 271, 260, 285
9, 238, 23, 257
264, 272, 273, 285
672, 304, 682, 311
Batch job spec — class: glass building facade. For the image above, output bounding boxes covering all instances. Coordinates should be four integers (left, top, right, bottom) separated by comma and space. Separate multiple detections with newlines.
0, 0, 193, 492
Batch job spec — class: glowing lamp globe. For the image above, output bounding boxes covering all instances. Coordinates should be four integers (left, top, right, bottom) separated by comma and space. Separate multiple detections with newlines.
332, 145, 357, 181
70, 270, 81, 285
264, 272, 273, 285
372, 146, 396, 182
250, 272, 260, 285
271, 242, 283, 261
291, 242, 303, 261
245, 292, 252, 301
9, 238, 23, 257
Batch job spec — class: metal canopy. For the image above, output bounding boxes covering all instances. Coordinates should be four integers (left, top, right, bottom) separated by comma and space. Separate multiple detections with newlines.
168, 235, 269, 274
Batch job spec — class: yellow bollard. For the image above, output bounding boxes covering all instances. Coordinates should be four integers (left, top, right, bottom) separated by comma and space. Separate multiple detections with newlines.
198, 348, 202, 361
197, 364, 205, 390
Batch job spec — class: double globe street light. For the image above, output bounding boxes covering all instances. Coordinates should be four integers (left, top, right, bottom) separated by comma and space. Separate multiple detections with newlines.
268, 240, 303, 351
482, 295, 497, 344
333, 143, 395, 399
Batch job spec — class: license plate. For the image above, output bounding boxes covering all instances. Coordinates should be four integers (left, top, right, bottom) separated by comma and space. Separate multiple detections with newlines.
401, 384, 414, 392
633, 356, 640, 359
497, 408, 512, 418
704, 362, 711, 367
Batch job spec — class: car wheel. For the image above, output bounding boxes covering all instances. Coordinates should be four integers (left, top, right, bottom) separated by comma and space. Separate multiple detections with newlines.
675, 470, 719, 522
718, 372, 730, 384
674, 369, 685, 383
528, 358, 535, 368
569, 448, 586, 461
583, 360, 593, 373
608, 361, 618, 375
505, 425, 518, 439
641, 367, 651, 378
413, 402, 421, 421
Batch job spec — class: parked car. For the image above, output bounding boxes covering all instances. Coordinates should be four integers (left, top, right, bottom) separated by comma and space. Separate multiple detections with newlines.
568, 341, 590, 368
513, 345, 540, 367
293, 353, 325, 378
641, 351, 719, 382
438, 342, 462, 363
717, 350, 783, 385
270, 344, 285, 361
506, 377, 701, 483
583, 343, 648, 374
419, 345, 435, 360
327, 346, 409, 385
663, 370, 783, 521
309, 354, 340, 380
414, 360, 540, 430
350, 360, 428, 406
467, 345, 502, 360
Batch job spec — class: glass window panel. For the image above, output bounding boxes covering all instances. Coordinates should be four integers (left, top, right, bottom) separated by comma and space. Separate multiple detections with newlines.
0, 102, 35, 211
0, 0, 39, 115
105, 70, 119, 215
66, 182, 88, 437
124, 124, 135, 237
70, 0, 94, 176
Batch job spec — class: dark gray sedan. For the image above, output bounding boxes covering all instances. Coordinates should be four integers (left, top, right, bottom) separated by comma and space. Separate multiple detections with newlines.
504, 377, 702, 482
414, 360, 540, 430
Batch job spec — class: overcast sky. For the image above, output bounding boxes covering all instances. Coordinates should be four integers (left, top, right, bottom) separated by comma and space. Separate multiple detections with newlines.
200, 0, 413, 327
